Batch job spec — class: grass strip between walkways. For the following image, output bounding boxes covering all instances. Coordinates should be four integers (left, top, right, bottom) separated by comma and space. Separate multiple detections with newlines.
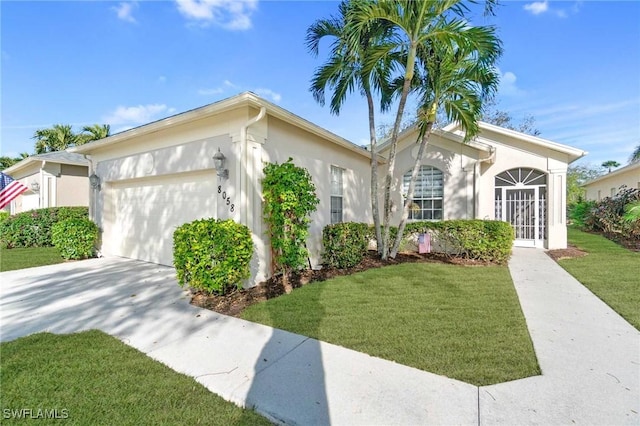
242, 262, 540, 386
0, 247, 65, 272
0, 330, 272, 425
559, 227, 640, 330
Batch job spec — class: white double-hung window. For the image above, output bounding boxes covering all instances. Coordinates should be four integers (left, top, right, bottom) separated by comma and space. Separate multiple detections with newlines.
330, 166, 344, 224
403, 165, 444, 220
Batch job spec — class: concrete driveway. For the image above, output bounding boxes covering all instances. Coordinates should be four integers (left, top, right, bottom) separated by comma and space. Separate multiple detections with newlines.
1, 252, 639, 425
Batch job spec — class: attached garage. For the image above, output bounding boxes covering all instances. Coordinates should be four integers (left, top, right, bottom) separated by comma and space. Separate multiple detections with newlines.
103, 171, 217, 266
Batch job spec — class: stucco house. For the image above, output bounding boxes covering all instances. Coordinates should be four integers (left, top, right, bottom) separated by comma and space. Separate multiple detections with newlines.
71, 92, 586, 286
583, 161, 640, 201
2, 151, 89, 214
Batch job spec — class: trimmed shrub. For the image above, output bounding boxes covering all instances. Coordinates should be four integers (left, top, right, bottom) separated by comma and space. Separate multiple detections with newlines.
0, 211, 9, 224
0, 207, 88, 249
173, 218, 253, 295
51, 218, 99, 260
403, 220, 514, 264
322, 222, 370, 268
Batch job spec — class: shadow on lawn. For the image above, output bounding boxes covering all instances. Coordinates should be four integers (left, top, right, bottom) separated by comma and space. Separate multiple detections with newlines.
237, 276, 330, 425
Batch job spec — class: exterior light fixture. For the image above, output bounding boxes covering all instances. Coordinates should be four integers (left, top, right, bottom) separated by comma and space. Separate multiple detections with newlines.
89, 173, 101, 190
213, 148, 229, 179
30, 182, 40, 193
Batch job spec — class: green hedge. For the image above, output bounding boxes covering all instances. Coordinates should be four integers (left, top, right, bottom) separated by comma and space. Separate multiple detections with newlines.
403, 220, 514, 264
0, 207, 89, 249
173, 218, 253, 295
322, 222, 370, 268
52, 218, 99, 260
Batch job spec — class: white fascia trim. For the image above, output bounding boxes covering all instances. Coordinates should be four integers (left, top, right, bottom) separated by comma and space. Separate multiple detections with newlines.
71, 92, 375, 161
582, 161, 640, 187
477, 121, 588, 161
3, 157, 86, 176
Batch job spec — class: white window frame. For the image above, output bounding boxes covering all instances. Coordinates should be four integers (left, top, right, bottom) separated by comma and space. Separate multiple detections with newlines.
330, 166, 344, 224
402, 166, 444, 221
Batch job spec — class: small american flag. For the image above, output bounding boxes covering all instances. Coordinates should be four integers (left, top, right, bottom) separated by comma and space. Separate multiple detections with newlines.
0, 172, 28, 210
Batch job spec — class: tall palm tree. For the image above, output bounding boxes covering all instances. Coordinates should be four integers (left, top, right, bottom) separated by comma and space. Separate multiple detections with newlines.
33, 124, 78, 154
347, 0, 499, 258
601, 160, 620, 173
79, 124, 110, 144
307, 0, 396, 254
390, 25, 501, 257
629, 144, 640, 163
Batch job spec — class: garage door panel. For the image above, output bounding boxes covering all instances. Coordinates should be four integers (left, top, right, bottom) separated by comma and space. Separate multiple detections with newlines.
109, 172, 216, 266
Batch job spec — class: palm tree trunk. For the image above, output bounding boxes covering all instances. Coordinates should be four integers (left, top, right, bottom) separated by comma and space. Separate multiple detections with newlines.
390, 121, 434, 258
366, 92, 383, 254
381, 46, 417, 259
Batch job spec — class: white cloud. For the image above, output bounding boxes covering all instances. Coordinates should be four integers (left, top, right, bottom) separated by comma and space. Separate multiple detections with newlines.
113, 2, 138, 23
255, 88, 281, 103
498, 69, 524, 97
104, 104, 171, 126
524, 1, 548, 15
175, 0, 258, 30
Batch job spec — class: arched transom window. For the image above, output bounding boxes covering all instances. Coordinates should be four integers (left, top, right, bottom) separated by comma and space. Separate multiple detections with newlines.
403, 166, 443, 220
495, 168, 546, 187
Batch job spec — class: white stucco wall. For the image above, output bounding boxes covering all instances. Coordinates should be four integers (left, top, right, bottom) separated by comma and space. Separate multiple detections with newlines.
263, 114, 372, 271
584, 163, 640, 201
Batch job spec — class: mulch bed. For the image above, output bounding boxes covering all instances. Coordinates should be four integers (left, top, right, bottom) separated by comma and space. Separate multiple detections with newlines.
190, 251, 491, 317
545, 245, 588, 262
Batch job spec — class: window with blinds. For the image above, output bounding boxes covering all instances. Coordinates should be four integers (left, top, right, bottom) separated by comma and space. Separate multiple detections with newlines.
330, 166, 344, 224
402, 166, 443, 220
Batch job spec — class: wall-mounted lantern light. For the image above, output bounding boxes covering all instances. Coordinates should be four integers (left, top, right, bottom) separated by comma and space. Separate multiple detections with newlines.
213, 148, 229, 179
30, 182, 40, 193
89, 173, 101, 190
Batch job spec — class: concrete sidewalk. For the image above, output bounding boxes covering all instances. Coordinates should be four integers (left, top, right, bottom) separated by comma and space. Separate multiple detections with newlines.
1, 249, 639, 424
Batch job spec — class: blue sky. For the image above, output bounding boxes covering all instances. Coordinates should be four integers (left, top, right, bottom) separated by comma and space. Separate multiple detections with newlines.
2, 1, 639, 169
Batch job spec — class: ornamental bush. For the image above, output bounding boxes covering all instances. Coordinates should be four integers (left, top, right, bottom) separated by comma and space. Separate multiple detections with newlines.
0, 207, 88, 249
173, 218, 253, 295
402, 219, 514, 264
322, 222, 370, 268
582, 186, 640, 239
262, 159, 320, 279
51, 218, 99, 260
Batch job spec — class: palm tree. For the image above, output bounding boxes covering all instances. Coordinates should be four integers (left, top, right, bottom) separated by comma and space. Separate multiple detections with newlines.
389, 25, 501, 257
601, 160, 620, 173
33, 124, 78, 154
307, 0, 397, 254
79, 124, 110, 144
629, 144, 640, 163
347, 0, 499, 258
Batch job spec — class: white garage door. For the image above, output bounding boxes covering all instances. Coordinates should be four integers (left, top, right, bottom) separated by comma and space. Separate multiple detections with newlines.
108, 171, 217, 266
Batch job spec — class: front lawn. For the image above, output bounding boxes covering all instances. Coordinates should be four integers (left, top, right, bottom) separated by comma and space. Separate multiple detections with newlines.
559, 227, 640, 330
0, 330, 271, 425
0, 247, 64, 272
241, 262, 540, 386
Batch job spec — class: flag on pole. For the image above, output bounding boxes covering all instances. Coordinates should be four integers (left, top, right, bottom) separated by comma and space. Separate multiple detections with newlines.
0, 172, 28, 210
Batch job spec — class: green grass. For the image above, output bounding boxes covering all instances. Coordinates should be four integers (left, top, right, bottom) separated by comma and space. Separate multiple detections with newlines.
559, 227, 640, 330
0, 330, 271, 425
0, 247, 64, 272
241, 262, 540, 386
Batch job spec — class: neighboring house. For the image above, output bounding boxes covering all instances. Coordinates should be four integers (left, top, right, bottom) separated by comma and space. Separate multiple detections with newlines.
2, 152, 90, 214
71, 92, 586, 286
583, 161, 640, 201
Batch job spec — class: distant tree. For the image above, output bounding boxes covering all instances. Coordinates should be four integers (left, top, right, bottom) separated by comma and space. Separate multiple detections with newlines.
629, 144, 640, 163
79, 124, 110, 144
33, 123, 108, 154
567, 164, 602, 205
601, 160, 621, 173
482, 98, 541, 136
0, 153, 31, 170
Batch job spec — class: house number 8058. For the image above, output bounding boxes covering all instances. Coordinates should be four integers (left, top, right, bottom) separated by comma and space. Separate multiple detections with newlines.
218, 185, 235, 213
